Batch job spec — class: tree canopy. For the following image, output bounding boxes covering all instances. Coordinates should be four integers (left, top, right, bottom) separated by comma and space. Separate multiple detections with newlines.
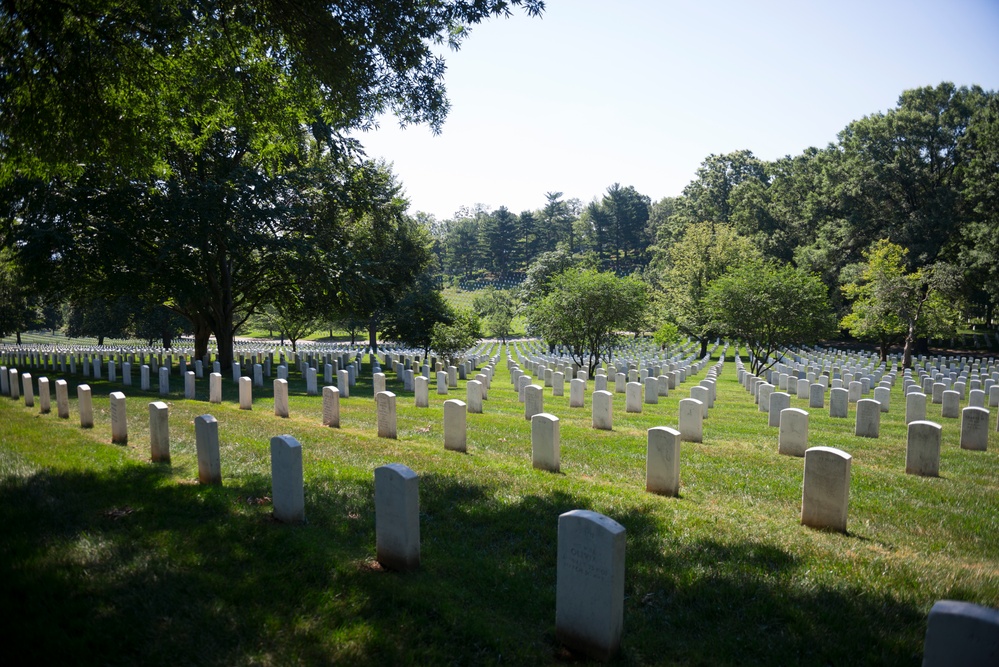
840, 240, 959, 366
706, 260, 835, 375
0, 0, 545, 184
525, 268, 646, 375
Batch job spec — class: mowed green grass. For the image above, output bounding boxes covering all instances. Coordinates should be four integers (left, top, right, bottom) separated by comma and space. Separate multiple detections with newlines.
0, 346, 996, 666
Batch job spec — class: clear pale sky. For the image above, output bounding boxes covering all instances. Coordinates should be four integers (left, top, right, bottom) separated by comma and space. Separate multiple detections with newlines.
354, 0, 999, 220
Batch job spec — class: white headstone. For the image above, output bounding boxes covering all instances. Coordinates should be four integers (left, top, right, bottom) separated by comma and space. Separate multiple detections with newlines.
274, 378, 289, 418
376, 391, 397, 439
109, 391, 127, 444
592, 390, 613, 430
337, 369, 350, 398
271, 435, 305, 523
306, 367, 318, 396
444, 399, 467, 452
158, 367, 170, 396
414, 375, 429, 408
646, 427, 680, 497
194, 414, 222, 485
854, 399, 882, 439
960, 406, 989, 451
906, 420, 941, 477
778, 408, 809, 457
570, 378, 585, 408
801, 446, 851, 533
625, 382, 643, 413
829, 387, 848, 418
531, 412, 560, 472
768, 392, 791, 428
809, 383, 824, 409
907, 391, 927, 424
922, 599, 999, 667
21, 372, 33, 408
238, 376, 252, 410
322, 385, 340, 427
678, 398, 703, 443
525, 384, 544, 420
77, 384, 93, 428
375, 463, 420, 572
149, 401, 170, 463
556, 510, 625, 661
55, 379, 69, 418
37, 377, 50, 414
941, 390, 960, 418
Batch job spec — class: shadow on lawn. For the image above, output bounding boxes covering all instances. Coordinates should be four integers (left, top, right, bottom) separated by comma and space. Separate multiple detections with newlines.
0, 464, 923, 665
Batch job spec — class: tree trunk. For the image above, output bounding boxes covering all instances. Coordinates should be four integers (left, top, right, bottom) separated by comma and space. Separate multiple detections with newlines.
16, 330, 21, 345
902, 323, 916, 369
216, 327, 235, 371
368, 319, 378, 354
162, 331, 172, 349
193, 318, 211, 361
879, 341, 888, 363
699, 336, 709, 359
98, 335, 105, 346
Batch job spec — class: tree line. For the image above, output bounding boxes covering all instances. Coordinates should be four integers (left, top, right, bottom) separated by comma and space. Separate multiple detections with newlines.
430, 82, 999, 362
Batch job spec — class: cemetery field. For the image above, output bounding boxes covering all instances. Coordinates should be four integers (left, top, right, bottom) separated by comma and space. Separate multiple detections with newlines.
1, 347, 997, 665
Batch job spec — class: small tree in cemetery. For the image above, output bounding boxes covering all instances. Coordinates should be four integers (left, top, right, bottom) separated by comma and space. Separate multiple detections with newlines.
706, 260, 835, 375
647, 222, 760, 358
526, 268, 647, 376
840, 239, 960, 366
473, 288, 517, 343
653, 322, 682, 358
430, 309, 482, 367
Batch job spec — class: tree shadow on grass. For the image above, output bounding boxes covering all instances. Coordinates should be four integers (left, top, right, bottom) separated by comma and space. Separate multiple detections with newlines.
0, 464, 923, 666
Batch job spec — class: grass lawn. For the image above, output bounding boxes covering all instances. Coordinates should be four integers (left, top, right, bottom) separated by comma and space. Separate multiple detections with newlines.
0, 345, 996, 665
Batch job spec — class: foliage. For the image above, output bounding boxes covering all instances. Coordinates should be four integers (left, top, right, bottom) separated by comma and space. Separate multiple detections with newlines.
652, 322, 681, 357
0, 0, 545, 185
957, 94, 999, 319
648, 222, 760, 357
525, 269, 646, 374
381, 273, 455, 358
706, 261, 835, 375
430, 308, 481, 366
263, 296, 319, 353
472, 288, 517, 343
833, 83, 989, 268
319, 164, 435, 352
0, 247, 61, 343
518, 248, 578, 311
840, 240, 960, 366
586, 183, 651, 271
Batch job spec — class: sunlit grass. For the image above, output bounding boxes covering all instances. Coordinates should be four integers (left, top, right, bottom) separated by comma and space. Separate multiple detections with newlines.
1, 344, 996, 665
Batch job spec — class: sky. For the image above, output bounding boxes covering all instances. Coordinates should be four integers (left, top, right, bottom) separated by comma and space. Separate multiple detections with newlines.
353, 0, 999, 221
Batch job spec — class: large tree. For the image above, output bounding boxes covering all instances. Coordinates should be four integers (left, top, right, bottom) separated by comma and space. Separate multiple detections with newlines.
833, 83, 990, 267
957, 94, 999, 325
1, 0, 543, 365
